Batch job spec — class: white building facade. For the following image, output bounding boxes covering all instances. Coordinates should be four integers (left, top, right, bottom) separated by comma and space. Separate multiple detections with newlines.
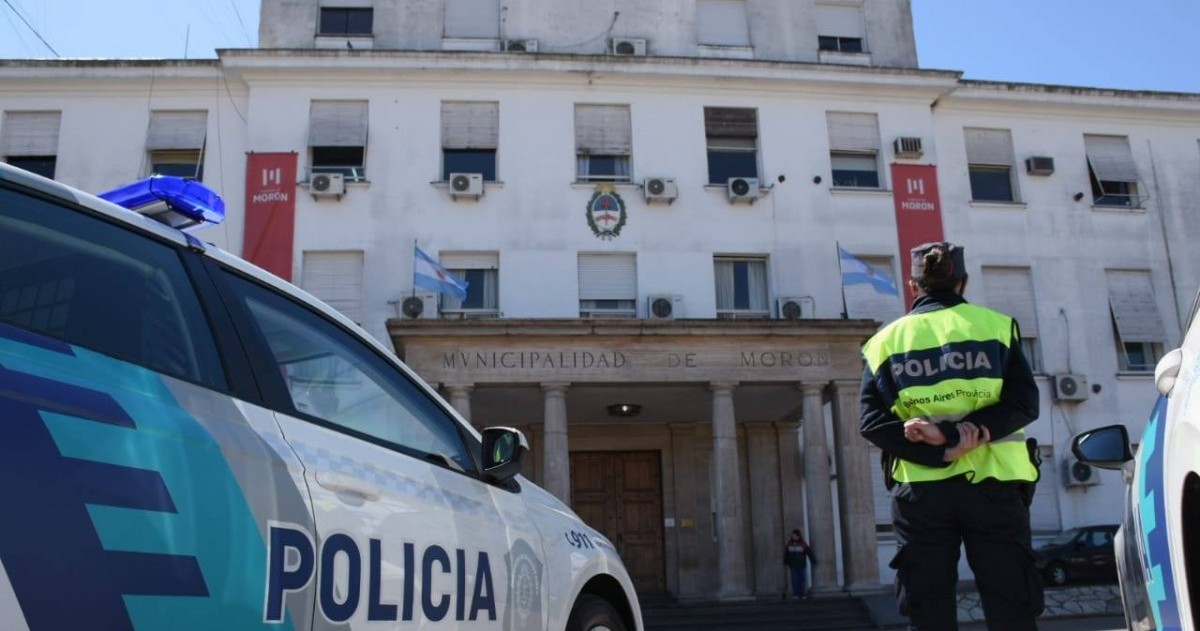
2, 0, 1199, 601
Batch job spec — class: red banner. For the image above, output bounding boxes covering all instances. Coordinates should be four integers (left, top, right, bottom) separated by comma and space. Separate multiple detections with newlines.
243, 152, 298, 281
890, 163, 946, 307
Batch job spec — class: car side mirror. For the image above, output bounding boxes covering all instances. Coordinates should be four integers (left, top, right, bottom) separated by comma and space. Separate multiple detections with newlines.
1071, 425, 1134, 470
481, 427, 529, 483
1156, 347, 1183, 395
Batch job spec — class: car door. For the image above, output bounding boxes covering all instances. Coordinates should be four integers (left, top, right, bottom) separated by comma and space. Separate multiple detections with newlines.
213, 268, 549, 631
0, 183, 316, 631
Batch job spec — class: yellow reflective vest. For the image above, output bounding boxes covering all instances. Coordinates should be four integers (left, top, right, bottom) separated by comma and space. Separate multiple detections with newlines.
862, 301, 1038, 484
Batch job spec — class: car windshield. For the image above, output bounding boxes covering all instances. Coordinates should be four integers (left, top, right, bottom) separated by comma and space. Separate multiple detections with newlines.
1049, 529, 1081, 546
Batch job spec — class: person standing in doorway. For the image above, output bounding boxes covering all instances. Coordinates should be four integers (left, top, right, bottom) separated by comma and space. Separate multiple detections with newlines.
859, 242, 1043, 631
783, 529, 815, 599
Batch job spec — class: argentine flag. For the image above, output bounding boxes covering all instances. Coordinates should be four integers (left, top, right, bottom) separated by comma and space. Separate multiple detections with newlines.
838, 247, 899, 296
414, 246, 469, 300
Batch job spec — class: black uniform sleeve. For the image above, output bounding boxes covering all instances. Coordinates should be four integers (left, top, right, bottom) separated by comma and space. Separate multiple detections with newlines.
859, 364, 952, 468
938, 319, 1039, 442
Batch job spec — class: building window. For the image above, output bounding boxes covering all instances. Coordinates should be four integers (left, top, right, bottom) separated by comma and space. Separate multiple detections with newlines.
146, 110, 207, 181
704, 107, 758, 185
1106, 269, 1167, 372
301, 251, 365, 325
826, 111, 881, 188
318, 7, 373, 36
816, 2, 866, 53
964, 128, 1016, 202
697, 0, 751, 47
714, 256, 769, 318
818, 36, 863, 52
440, 252, 499, 316
981, 267, 1042, 373
575, 104, 632, 183
5, 156, 56, 179
308, 100, 368, 180
2, 111, 61, 179
578, 253, 636, 318
442, 102, 498, 181
444, 0, 500, 39
1084, 134, 1140, 207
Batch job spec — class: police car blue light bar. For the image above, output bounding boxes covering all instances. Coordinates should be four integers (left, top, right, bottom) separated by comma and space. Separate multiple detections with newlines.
99, 175, 226, 228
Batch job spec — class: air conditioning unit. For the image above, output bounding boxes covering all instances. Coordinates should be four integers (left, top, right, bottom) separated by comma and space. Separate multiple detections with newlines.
1053, 374, 1089, 401
643, 176, 678, 203
777, 297, 815, 320
647, 294, 683, 320
504, 39, 538, 52
893, 136, 923, 159
1063, 455, 1101, 487
449, 173, 484, 200
310, 172, 345, 199
726, 177, 760, 204
611, 37, 647, 56
399, 291, 439, 319
1025, 156, 1056, 176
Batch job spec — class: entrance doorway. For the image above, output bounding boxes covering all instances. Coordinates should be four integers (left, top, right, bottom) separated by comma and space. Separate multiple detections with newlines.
570, 451, 665, 594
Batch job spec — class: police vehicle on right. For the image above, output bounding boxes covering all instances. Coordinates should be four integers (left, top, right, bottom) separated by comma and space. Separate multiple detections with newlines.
1073, 291, 1200, 630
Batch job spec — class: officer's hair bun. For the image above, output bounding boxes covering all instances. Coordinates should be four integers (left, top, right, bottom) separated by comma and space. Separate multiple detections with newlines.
922, 247, 954, 282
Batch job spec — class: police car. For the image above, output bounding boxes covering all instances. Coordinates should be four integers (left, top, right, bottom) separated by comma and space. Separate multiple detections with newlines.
1072, 290, 1200, 631
0, 162, 642, 631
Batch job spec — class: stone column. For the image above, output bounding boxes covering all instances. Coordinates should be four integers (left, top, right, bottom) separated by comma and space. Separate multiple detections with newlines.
800, 382, 838, 592
746, 423, 784, 596
710, 381, 751, 599
830, 379, 881, 592
541, 382, 571, 504
775, 421, 805, 548
445, 384, 474, 425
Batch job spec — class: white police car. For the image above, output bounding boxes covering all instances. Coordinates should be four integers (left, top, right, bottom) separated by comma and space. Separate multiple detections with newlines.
1072, 290, 1200, 631
0, 162, 642, 631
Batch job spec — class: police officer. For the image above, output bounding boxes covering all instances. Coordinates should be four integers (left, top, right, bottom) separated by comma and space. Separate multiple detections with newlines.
859, 242, 1042, 631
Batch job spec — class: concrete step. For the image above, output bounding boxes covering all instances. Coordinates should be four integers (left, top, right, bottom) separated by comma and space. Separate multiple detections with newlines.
642, 596, 876, 631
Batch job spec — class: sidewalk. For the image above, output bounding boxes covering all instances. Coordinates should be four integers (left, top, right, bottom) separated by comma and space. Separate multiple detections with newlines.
863, 583, 1123, 628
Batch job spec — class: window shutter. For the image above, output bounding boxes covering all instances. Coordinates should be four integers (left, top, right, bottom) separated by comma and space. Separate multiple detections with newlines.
2, 111, 61, 156
574, 105, 631, 156
704, 107, 757, 139
826, 112, 880, 152
815, 3, 864, 38
1084, 135, 1139, 182
301, 251, 364, 324
308, 101, 368, 147
964, 128, 1013, 166
578, 253, 636, 300
981, 267, 1039, 338
441, 102, 499, 150
444, 0, 500, 38
1106, 270, 1166, 343
441, 252, 498, 270
146, 111, 208, 150
697, 0, 750, 46
844, 255, 902, 326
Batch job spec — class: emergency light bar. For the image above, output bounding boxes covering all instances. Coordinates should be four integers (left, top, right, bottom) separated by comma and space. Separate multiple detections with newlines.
99, 175, 225, 230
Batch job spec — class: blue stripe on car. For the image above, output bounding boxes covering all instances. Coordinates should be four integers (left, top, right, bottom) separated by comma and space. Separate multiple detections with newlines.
0, 335, 298, 631
1137, 397, 1181, 629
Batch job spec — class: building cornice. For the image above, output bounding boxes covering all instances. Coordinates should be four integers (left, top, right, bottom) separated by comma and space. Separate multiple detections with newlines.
214, 48, 960, 96
936, 78, 1200, 117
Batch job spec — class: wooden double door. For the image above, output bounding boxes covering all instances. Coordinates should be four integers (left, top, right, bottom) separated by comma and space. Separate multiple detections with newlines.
570, 451, 665, 594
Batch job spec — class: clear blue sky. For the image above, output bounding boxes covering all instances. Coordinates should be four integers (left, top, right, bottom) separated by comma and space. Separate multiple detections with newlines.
2, 0, 1198, 93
